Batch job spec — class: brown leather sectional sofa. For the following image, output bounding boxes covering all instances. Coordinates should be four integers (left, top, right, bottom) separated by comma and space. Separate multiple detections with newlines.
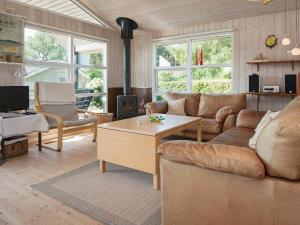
158, 97, 300, 225
145, 92, 246, 140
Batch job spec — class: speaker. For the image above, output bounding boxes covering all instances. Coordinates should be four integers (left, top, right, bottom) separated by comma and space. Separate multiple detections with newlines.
249, 74, 260, 92
285, 74, 297, 94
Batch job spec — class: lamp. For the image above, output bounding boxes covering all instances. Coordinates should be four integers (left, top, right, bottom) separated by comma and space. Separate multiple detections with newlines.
13, 66, 27, 79
291, 44, 300, 55
282, 0, 291, 46
291, 0, 300, 55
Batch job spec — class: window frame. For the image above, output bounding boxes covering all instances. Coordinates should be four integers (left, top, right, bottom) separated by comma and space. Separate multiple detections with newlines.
152, 31, 234, 98
24, 24, 108, 111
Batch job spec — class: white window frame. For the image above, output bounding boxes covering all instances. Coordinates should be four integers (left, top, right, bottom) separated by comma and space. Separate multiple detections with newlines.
23, 24, 108, 111
152, 30, 234, 99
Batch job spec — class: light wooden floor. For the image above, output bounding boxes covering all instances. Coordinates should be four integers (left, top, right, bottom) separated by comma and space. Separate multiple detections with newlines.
0, 135, 103, 225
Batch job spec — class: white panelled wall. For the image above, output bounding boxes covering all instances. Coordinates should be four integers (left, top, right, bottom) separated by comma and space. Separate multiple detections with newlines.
132, 10, 300, 111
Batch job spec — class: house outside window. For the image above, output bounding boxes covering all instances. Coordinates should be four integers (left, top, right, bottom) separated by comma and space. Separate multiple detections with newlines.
153, 33, 233, 100
24, 27, 107, 111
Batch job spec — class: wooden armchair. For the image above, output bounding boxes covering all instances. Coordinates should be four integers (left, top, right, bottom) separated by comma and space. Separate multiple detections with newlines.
34, 82, 98, 151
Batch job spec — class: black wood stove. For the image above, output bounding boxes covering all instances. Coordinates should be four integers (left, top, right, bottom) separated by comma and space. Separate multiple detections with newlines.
116, 17, 139, 120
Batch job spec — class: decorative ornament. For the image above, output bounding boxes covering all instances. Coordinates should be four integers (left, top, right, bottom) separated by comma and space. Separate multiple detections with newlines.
265, 35, 277, 48
254, 53, 267, 61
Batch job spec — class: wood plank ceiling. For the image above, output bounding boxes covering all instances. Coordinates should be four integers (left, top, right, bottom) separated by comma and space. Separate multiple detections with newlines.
80, 0, 296, 32
10, 0, 110, 28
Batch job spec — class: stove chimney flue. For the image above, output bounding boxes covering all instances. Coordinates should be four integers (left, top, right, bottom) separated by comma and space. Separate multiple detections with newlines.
116, 17, 138, 96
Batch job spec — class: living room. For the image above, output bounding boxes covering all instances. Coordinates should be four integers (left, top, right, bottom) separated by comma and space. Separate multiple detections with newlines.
0, 0, 299, 225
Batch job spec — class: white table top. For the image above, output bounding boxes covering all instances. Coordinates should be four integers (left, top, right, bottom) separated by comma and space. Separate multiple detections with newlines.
0, 113, 49, 138
100, 114, 200, 137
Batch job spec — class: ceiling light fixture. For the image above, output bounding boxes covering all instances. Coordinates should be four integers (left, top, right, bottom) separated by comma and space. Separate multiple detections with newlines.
291, 0, 300, 55
282, 0, 291, 46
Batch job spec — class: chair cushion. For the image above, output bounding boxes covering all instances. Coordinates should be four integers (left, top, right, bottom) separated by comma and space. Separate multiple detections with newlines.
41, 104, 79, 122
202, 118, 222, 134
37, 82, 76, 105
63, 117, 97, 127
48, 117, 97, 128
256, 97, 300, 180
198, 94, 246, 117
164, 92, 201, 116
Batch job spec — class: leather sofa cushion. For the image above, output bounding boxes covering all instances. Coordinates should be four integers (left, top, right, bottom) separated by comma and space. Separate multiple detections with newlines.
166, 98, 186, 115
237, 110, 266, 129
210, 127, 255, 148
164, 92, 201, 116
256, 97, 300, 180
145, 101, 168, 114
158, 141, 265, 179
185, 118, 222, 135
198, 93, 246, 117
181, 119, 222, 140
202, 118, 222, 134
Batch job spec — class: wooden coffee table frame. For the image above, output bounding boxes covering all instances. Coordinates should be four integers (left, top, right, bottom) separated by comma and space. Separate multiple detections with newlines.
97, 115, 202, 190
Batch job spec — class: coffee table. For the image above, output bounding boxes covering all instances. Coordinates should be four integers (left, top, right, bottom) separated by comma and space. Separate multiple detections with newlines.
97, 114, 202, 190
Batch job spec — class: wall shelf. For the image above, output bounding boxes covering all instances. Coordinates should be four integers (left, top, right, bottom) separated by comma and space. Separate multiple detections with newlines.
0, 40, 23, 46
0, 61, 23, 66
246, 59, 300, 71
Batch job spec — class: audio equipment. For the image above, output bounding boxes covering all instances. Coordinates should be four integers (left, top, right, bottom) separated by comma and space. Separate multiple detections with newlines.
249, 74, 260, 92
263, 86, 280, 93
285, 74, 297, 94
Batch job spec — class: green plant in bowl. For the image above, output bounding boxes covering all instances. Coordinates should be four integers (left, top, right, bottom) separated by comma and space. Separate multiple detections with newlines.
149, 115, 165, 122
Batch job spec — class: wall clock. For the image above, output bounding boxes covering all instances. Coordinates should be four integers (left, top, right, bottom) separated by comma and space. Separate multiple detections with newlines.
265, 35, 277, 48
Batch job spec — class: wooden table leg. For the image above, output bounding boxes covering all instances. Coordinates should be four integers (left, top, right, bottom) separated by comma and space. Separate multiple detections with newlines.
197, 121, 202, 143
153, 137, 160, 190
38, 132, 42, 151
99, 160, 106, 173
153, 174, 160, 190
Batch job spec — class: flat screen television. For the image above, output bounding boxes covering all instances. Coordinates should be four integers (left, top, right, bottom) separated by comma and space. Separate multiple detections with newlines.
0, 86, 29, 112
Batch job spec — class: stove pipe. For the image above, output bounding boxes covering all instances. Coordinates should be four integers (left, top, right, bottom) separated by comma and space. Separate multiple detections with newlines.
116, 17, 138, 96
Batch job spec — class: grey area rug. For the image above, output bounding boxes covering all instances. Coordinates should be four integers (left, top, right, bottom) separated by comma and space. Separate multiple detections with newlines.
32, 162, 161, 225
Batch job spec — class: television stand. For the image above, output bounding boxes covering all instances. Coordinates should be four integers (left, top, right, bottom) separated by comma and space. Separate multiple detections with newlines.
0, 113, 48, 166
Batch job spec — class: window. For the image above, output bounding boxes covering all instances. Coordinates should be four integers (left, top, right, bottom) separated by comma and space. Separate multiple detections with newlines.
153, 34, 233, 98
24, 27, 107, 112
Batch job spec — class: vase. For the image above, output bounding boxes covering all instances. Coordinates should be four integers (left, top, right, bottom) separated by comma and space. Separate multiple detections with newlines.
195, 48, 199, 65
200, 48, 203, 65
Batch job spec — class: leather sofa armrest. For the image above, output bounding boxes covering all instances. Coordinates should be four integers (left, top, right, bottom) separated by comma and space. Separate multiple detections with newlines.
222, 114, 237, 131
236, 109, 267, 129
144, 101, 168, 115
158, 140, 265, 179
215, 105, 241, 123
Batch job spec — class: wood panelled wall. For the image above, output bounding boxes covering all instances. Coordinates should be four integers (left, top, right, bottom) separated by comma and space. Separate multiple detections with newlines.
0, 1, 123, 88
132, 10, 300, 111
131, 32, 153, 88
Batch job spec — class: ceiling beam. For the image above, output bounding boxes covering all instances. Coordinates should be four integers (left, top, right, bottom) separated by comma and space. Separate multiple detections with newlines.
71, 0, 115, 30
